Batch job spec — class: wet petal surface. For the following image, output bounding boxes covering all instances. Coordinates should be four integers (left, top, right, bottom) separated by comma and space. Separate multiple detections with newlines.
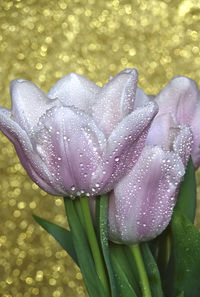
47, 72, 100, 114
109, 146, 185, 244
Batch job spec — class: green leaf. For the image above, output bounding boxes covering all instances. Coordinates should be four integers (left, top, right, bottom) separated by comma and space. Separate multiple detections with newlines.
32, 214, 78, 265
160, 158, 196, 294
64, 197, 108, 297
123, 246, 142, 296
110, 247, 138, 297
176, 157, 196, 222
110, 243, 138, 297
140, 243, 164, 297
156, 228, 171, 280
169, 209, 200, 297
97, 195, 119, 297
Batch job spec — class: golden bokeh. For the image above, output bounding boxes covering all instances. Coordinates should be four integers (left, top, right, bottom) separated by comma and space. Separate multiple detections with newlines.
0, 0, 200, 296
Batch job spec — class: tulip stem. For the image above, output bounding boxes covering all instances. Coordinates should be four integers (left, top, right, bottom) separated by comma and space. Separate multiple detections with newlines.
129, 244, 152, 297
80, 197, 110, 296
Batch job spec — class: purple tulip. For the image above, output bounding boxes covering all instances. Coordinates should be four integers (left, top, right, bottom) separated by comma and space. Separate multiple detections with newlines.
0, 69, 158, 197
108, 123, 193, 244
151, 76, 200, 168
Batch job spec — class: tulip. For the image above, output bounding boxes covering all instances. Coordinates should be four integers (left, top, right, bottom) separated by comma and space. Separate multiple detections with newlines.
0, 69, 158, 197
108, 121, 193, 244
151, 76, 200, 168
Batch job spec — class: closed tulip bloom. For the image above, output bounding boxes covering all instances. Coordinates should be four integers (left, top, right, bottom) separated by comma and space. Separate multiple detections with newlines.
108, 123, 193, 244
0, 69, 158, 197
152, 76, 200, 168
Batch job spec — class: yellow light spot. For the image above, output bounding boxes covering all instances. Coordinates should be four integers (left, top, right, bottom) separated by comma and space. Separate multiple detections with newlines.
35, 63, 43, 70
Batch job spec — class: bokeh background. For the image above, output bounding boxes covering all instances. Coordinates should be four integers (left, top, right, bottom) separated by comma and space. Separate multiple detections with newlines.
0, 0, 200, 296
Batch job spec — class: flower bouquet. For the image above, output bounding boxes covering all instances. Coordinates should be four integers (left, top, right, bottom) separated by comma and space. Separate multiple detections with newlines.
0, 69, 199, 297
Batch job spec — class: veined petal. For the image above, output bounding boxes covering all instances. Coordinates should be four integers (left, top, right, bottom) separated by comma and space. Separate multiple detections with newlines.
33, 106, 106, 196
109, 146, 185, 244
146, 113, 176, 148
92, 69, 138, 137
10, 79, 60, 133
155, 76, 200, 124
190, 104, 200, 168
0, 107, 57, 195
134, 87, 150, 108
173, 125, 193, 167
155, 76, 200, 168
95, 101, 158, 193
47, 72, 100, 114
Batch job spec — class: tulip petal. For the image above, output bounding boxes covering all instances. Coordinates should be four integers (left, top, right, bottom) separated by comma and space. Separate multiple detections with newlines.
92, 69, 138, 137
155, 76, 200, 124
96, 102, 158, 193
190, 104, 200, 168
33, 106, 106, 196
155, 76, 200, 168
109, 146, 185, 244
146, 113, 176, 148
10, 79, 60, 133
134, 87, 150, 108
0, 107, 57, 195
173, 125, 193, 167
47, 72, 100, 114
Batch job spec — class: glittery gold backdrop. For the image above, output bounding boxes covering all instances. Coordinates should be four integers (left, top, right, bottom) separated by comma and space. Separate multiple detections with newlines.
0, 0, 200, 296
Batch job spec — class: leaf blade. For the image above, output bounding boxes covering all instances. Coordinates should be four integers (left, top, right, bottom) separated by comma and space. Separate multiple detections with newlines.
32, 214, 78, 265
170, 209, 200, 297
140, 243, 164, 297
176, 157, 196, 222
64, 197, 108, 297
98, 195, 119, 297
110, 246, 138, 297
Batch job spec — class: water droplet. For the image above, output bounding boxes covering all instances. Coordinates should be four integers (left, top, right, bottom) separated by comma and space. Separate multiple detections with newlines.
71, 186, 75, 191
114, 156, 120, 162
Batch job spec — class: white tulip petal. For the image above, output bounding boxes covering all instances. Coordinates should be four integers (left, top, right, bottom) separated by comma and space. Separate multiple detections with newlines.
146, 113, 176, 148
109, 146, 185, 244
92, 69, 138, 136
47, 72, 100, 113
173, 125, 193, 167
0, 107, 57, 195
190, 103, 200, 168
134, 87, 150, 108
33, 106, 106, 196
11, 79, 60, 133
95, 101, 158, 193
155, 76, 200, 123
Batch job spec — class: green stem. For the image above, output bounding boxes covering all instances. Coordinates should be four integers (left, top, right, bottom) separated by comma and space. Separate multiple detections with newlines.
74, 198, 85, 227
79, 197, 110, 296
129, 244, 152, 297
